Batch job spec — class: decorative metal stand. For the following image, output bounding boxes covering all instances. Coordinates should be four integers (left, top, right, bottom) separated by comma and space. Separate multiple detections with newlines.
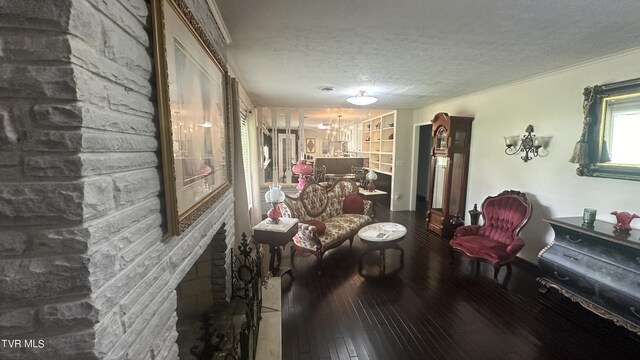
232, 233, 263, 301
232, 233, 262, 360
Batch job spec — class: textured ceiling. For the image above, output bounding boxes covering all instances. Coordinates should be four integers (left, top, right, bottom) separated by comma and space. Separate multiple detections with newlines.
217, 0, 640, 117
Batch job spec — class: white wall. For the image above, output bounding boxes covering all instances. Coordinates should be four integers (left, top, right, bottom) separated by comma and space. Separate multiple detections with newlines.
303, 129, 326, 157
410, 48, 640, 263
391, 110, 415, 211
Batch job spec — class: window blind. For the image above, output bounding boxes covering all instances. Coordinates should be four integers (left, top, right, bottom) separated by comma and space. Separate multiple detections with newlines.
240, 115, 253, 209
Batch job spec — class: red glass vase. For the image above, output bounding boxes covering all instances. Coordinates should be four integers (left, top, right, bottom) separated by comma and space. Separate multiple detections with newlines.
267, 204, 282, 224
610, 211, 639, 232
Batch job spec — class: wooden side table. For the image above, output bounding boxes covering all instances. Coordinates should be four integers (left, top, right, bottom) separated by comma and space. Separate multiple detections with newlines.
252, 217, 298, 278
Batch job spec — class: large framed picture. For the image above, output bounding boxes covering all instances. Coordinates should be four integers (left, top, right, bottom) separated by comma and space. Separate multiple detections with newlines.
151, 0, 231, 235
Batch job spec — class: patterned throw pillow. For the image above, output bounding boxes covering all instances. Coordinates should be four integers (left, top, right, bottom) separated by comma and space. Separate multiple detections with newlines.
301, 219, 326, 235
342, 194, 364, 214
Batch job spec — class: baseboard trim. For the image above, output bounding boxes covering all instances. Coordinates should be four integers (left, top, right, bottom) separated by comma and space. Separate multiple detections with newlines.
515, 257, 541, 276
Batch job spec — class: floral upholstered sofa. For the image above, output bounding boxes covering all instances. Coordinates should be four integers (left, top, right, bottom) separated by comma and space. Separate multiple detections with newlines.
281, 179, 374, 270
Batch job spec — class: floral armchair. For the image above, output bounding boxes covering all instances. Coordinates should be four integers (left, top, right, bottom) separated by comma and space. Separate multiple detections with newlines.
450, 190, 532, 280
281, 179, 374, 270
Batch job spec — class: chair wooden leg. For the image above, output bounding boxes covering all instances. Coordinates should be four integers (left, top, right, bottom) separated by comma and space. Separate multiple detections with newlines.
290, 246, 296, 265
501, 264, 513, 287
318, 252, 324, 273
493, 265, 501, 280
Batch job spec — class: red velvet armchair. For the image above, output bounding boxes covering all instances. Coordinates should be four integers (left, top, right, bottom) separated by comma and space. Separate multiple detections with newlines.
450, 190, 532, 280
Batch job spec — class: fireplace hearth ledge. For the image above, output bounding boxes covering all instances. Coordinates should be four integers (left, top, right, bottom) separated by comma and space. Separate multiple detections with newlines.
256, 277, 282, 360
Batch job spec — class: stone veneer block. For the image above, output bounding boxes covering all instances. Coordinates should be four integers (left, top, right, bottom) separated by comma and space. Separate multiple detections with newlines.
39, 300, 98, 330
33, 103, 157, 136
23, 155, 83, 177
0, 255, 91, 304
93, 310, 125, 358
0, 0, 73, 31
112, 169, 161, 209
0, 230, 29, 257
0, 182, 84, 224
117, 262, 171, 318
0, 307, 37, 337
29, 227, 90, 256
117, 227, 164, 270
107, 291, 176, 359
113, 212, 162, 251
70, 0, 152, 78
87, 199, 161, 248
0, 64, 77, 99
0, 151, 20, 166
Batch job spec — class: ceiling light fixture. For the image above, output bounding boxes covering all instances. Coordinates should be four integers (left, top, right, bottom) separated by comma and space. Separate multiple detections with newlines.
346, 90, 378, 106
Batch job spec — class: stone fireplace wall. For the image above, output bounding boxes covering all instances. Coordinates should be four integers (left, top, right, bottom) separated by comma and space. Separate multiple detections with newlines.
0, 1, 234, 359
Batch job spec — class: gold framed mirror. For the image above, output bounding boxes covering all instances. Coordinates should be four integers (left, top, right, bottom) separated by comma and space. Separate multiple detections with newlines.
571, 78, 640, 181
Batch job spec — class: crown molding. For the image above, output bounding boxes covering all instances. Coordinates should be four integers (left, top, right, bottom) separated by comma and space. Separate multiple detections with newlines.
206, 0, 232, 45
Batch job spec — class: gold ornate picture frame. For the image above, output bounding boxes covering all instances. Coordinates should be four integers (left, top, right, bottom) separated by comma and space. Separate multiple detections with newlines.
572, 78, 640, 181
151, 0, 231, 235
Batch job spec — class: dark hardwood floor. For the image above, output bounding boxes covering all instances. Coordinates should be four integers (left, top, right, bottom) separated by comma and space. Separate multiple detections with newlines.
279, 205, 640, 360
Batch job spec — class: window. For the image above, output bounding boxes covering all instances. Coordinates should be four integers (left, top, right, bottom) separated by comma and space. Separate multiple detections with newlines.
608, 106, 640, 164
240, 113, 253, 209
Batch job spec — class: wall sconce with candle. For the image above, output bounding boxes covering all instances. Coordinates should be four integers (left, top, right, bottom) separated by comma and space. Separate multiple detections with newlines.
504, 125, 545, 162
